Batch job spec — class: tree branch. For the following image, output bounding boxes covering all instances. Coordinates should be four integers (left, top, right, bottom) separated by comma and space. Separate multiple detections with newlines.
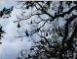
36, 2, 77, 20
62, 15, 77, 45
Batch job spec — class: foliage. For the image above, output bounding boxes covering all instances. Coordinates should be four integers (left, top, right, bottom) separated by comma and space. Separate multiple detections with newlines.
0, 6, 13, 43
14, 1, 77, 59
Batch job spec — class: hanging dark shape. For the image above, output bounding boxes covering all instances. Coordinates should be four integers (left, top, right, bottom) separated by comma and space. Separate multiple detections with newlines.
30, 20, 32, 24
0, 42, 2, 44
0, 26, 4, 33
40, 40, 45, 44
3, 8, 6, 12
37, 28, 40, 32
46, 32, 48, 36
0, 8, 6, 17
30, 47, 34, 50
25, 30, 29, 37
17, 23, 21, 28
0, 26, 4, 39
28, 54, 31, 58
0, 11, 4, 17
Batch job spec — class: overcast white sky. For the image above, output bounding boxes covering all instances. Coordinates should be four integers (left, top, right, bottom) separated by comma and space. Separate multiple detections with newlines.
0, 0, 32, 59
